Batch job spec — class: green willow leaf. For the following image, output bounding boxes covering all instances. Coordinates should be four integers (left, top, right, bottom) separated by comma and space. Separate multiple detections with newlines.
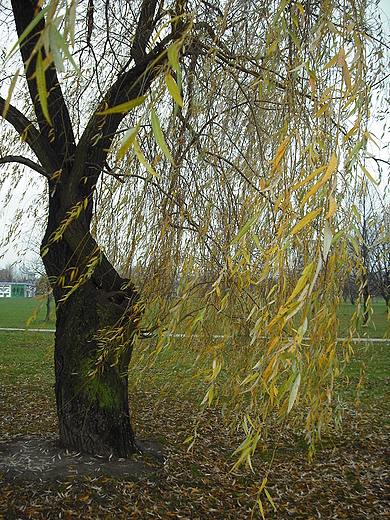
151, 110, 175, 166
97, 96, 147, 115
133, 139, 160, 179
230, 215, 258, 246
49, 24, 64, 72
287, 372, 301, 414
167, 43, 180, 73
35, 50, 51, 125
50, 24, 80, 75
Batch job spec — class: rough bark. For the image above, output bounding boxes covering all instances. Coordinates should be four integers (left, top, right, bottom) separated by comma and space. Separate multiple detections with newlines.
54, 280, 138, 457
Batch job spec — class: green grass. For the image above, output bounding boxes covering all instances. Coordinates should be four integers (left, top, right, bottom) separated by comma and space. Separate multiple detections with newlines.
0, 296, 56, 329
338, 299, 389, 338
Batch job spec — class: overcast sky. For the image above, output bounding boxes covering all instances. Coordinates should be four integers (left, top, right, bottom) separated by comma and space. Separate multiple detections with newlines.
1, 0, 389, 270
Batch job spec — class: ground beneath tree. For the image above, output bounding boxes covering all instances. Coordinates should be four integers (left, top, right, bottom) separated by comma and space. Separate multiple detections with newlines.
0, 434, 165, 481
1, 382, 389, 518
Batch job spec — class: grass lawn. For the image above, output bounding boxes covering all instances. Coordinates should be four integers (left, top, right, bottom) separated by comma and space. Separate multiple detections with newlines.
0, 298, 389, 518
0, 297, 56, 330
338, 298, 389, 338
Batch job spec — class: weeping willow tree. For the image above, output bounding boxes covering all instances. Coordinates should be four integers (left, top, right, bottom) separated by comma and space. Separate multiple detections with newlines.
0, 0, 386, 462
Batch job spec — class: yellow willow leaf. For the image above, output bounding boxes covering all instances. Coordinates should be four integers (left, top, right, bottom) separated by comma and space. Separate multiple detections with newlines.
258, 477, 267, 494
291, 209, 321, 235
364, 130, 379, 148
151, 110, 175, 166
309, 76, 315, 99
320, 85, 334, 104
323, 54, 338, 70
342, 63, 351, 90
314, 103, 329, 119
337, 47, 346, 67
271, 135, 291, 169
165, 73, 184, 107
133, 139, 160, 179
292, 165, 327, 192
285, 298, 305, 322
257, 498, 266, 520
301, 153, 337, 206
116, 126, 138, 161
264, 488, 277, 512
343, 116, 361, 145
267, 38, 279, 55
287, 261, 313, 303
2, 68, 19, 119
360, 164, 379, 186
36, 50, 51, 125
325, 196, 337, 219
321, 153, 338, 184
97, 96, 147, 115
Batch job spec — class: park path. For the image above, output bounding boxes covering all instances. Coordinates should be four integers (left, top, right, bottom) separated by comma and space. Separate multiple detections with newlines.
0, 327, 389, 342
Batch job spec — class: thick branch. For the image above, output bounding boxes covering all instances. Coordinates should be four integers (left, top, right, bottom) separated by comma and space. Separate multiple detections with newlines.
10, 0, 75, 163
0, 96, 60, 178
0, 155, 46, 176
130, 0, 159, 65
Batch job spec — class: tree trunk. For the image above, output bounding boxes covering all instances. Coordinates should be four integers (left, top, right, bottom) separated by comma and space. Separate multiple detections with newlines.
42, 187, 140, 457
53, 280, 138, 457
362, 281, 370, 326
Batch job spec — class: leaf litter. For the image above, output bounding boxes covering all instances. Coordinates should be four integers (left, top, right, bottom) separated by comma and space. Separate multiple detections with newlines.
0, 367, 389, 518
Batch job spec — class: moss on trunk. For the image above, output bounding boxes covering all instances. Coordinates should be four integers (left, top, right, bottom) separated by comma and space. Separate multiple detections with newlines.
54, 280, 138, 457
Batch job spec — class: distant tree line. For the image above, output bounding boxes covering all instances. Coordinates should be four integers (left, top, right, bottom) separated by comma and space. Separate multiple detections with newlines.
344, 197, 390, 309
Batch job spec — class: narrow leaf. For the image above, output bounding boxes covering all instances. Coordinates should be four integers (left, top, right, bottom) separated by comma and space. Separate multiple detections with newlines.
167, 43, 180, 73
287, 261, 313, 303
151, 110, 175, 166
287, 372, 301, 413
97, 96, 147, 115
323, 220, 333, 260
275, 371, 295, 405
50, 24, 80, 74
264, 488, 277, 511
288, 29, 301, 51
291, 209, 321, 235
49, 24, 64, 72
360, 164, 379, 186
230, 215, 258, 246
36, 50, 51, 125
134, 139, 160, 179
2, 68, 19, 119
323, 54, 338, 70
301, 153, 337, 206
165, 73, 184, 107
117, 126, 138, 161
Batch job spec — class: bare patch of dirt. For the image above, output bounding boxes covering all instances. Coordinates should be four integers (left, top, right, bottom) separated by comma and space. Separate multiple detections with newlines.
0, 434, 166, 481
